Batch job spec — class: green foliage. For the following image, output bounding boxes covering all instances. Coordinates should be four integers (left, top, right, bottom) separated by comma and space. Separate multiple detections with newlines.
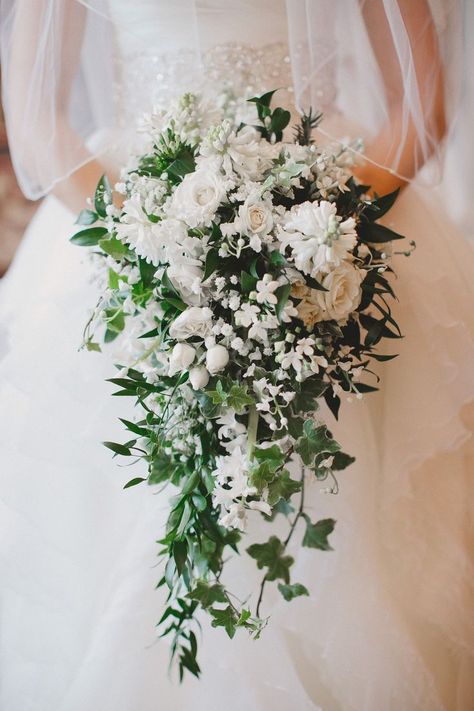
293, 108, 323, 146
247, 536, 294, 583
187, 581, 227, 609
278, 582, 309, 601
94, 175, 112, 218
267, 470, 302, 506
206, 380, 254, 414
302, 516, 336, 551
70, 226, 108, 246
295, 421, 340, 467
209, 605, 237, 639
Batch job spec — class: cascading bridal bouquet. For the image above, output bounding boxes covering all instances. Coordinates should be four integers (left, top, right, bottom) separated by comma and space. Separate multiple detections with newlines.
71, 90, 411, 680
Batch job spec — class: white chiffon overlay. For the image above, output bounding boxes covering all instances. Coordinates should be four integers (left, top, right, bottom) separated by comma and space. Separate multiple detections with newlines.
1, 1, 473, 710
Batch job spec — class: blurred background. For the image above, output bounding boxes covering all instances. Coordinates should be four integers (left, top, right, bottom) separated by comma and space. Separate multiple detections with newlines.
0, 79, 39, 277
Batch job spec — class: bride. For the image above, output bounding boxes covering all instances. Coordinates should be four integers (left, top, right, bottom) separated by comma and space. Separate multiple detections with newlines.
0, 1, 473, 709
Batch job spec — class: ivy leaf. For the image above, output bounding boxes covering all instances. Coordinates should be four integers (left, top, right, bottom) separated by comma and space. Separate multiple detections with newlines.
226, 384, 254, 414
267, 470, 302, 506
70, 226, 108, 246
278, 582, 309, 601
293, 378, 327, 413
302, 515, 336, 551
246, 536, 294, 583
206, 380, 227, 406
249, 459, 276, 492
85, 340, 101, 352
99, 235, 130, 260
253, 444, 285, 471
295, 420, 341, 466
209, 605, 237, 639
187, 581, 227, 609
331, 451, 356, 471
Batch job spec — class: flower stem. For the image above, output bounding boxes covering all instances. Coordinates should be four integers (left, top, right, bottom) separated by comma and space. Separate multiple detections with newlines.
255, 466, 306, 617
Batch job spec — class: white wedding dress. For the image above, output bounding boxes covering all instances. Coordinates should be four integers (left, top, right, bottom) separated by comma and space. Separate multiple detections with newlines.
1, 2, 473, 710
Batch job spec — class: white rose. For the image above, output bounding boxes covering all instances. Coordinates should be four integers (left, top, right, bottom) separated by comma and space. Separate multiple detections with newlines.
169, 306, 213, 340
168, 343, 196, 376
241, 202, 273, 235
167, 260, 204, 306
206, 344, 229, 375
297, 263, 364, 326
170, 166, 226, 228
320, 263, 364, 321
188, 366, 210, 390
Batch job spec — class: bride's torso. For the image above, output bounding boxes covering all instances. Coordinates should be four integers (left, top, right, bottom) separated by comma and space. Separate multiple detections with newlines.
108, 0, 295, 122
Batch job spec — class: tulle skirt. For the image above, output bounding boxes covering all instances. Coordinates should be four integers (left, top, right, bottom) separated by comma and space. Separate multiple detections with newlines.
0, 187, 473, 711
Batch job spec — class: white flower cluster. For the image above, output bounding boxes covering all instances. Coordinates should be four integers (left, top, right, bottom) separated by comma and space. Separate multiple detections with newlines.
92, 92, 398, 532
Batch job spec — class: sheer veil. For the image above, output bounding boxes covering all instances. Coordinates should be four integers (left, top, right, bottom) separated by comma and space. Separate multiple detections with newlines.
0, 0, 466, 205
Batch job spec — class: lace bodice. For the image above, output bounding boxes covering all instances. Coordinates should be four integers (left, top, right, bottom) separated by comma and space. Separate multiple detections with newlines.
107, 0, 295, 124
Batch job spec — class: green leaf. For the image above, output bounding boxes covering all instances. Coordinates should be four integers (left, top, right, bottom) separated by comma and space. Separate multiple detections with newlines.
370, 352, 398, 362
187, 581, 227, 609
99, 235, 130, 260
330, 451, 356, 471
267, 470, 302, 506
270, 107, 291, 139
269, 250, 287, 267
94, 174, 112, 218
253, 444, 285, 471
226, 384, 254, 414
209, 605, 237, 639
248, 89, 277, 109
119, 418, 149, 437
103, 441, 131, 456
75, 208, 98, 225
302, 515, 336, 551
70, 226, 108, 246
293, 378, 327, 413
274, 282, 291, 321
246, 536, 294, 583
138, 258, 157, 287
364, 188, 400, 220
203, 248, 219, 281
149, 450, 175, 484
240, 271, 258, 293
104, 308, 125, 335
295, 421, 340, 466
359, 221, 404, 243
123, 477, 146, 489
278, 582, 309, 601
303, 273, 328, 292
249, 459, 276, 492
85, 340, 101, 352
166, 150, 196, 180
173, 540, 188, 575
